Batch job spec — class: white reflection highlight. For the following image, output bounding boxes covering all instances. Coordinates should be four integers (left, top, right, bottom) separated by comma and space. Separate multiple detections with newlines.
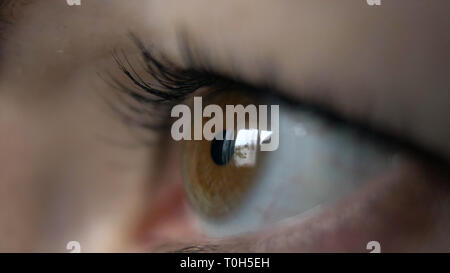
260, 130, 273, 145
233, 129, 258, 167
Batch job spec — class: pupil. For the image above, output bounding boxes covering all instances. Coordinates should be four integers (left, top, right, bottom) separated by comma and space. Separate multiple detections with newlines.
210, 130, 235, 166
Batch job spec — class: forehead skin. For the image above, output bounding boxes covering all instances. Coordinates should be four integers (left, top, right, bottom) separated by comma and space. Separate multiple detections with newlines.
2, 0, 449, 159
0, 0, 448, 251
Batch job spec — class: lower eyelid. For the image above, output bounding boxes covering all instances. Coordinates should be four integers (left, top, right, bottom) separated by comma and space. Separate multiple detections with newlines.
166, 160, 447, 253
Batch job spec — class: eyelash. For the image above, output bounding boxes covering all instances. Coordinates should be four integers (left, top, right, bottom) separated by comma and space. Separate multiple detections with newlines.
106, 33, 447, 168
115, 36, 217, 102
104, 33, 232, 131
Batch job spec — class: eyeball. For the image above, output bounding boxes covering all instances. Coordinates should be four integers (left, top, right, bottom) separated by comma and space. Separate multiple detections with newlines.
182, 90, 396, 237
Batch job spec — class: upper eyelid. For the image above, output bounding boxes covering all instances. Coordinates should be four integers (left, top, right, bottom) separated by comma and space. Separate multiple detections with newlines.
110, 34, 448, 168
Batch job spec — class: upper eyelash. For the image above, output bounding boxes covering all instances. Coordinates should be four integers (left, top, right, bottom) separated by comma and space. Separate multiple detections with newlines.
114, 33, 218, 104
103, 33, 222, 131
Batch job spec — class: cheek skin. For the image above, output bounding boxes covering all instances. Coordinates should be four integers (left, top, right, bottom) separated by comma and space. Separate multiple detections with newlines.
167, 158, 449, 252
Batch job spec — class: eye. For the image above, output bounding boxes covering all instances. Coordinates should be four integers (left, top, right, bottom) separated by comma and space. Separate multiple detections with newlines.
110, 35, 443, 247
180, 88, 398, 237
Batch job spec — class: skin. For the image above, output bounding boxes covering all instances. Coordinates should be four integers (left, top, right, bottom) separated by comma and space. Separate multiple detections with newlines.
0, 0, 448, 252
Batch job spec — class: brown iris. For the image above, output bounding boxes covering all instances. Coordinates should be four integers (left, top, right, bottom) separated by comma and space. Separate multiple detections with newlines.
183, 90, 264, 219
